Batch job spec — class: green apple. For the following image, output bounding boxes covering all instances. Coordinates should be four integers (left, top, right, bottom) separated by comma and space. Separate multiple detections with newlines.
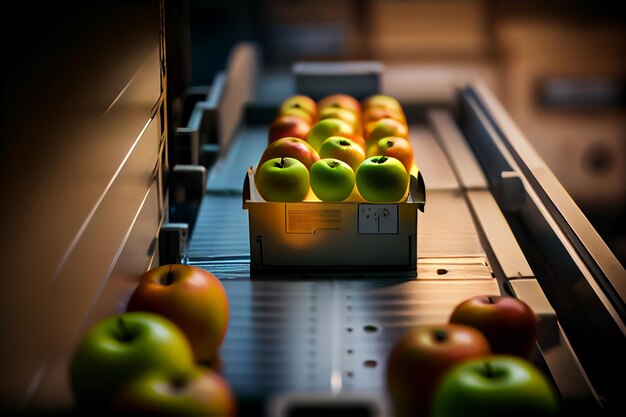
69, 312, 195, 409
355, 155, 408, 202
305, 118, 354, 151
431, 355, 561, 417
109, 366, 237, 416
254, 157, 310, 202
318, 136, 366, 172
310, 158, 355, 202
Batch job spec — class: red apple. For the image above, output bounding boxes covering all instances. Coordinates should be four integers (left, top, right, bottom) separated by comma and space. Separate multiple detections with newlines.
449, 295, 538, 359
355, 155, 409, 202
254, 157, 310, 202
126, 264, 230, 363
366, 136, 414, 173
268, 115, 312, 144
279, 95, 317, 121
318, 93, 361, 116
386, 323, 492, 417
318, 136, 366, 172
257, 137, 320, 170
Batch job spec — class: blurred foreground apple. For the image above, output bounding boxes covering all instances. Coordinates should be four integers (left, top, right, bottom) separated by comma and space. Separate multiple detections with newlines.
127, 264, 230, 363
449, 294, 538, 358
110, 366, 237, 417
431, 355, 561, 417
69, 312, 195, 409
386, 323, 491, 417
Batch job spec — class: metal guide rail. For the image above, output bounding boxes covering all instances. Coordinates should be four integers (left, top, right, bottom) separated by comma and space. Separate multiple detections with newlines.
178, 77, 624, 416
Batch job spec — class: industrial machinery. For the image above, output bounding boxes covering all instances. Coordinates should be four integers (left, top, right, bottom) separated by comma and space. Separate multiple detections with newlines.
1, 1, 624, 416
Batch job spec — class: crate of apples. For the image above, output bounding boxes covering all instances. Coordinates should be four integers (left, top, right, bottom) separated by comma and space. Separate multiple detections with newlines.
243, 93, 426, 271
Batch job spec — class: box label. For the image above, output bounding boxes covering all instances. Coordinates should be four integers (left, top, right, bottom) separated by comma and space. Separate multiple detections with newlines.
358, 204, 398, 234
286, 209, 342, 234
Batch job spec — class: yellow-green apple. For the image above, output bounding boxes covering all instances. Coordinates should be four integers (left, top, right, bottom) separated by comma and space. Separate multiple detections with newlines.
367, 136, 414, 173
363, 105, 406, 126
306, 118, 354, 151
69, 312, 195, 409
449, 295, 538, 359
363, 94, 403, 113
281, 106, 315, 125
126, 264, 230, 363
318, 136, 366, 172
255, 157, 310, 202
431, 355, 561, 417
310, 158, 355, 202
279, 95, 317, 121
268, 114, 312, 144
365, 118, 409, 148
318, 107, 361, 134
386, 323, 491, 417
355, 156, 409, 202
258, 137, 320, 170
109, 366, 237, 416
318, 93, 361, 116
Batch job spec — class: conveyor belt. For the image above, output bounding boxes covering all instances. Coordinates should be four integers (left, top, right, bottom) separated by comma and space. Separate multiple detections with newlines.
187, 121, 502, 414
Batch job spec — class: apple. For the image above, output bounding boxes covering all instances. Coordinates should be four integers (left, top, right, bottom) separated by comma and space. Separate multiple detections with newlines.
365, 117, 409, 148
279, 95, 317, 121
268, 114, 312, 144
126, 264, 230, 363
317, 93, 361, 116
310, 158, 355, 202
318, 106, 361, 133
255, 157, 310, 202
367, 136, 414, 173
341, 132, 367, 152
363, 105, 406, 125
306, 118, 355, 151
386, 323, 491, 417
69, 312, 195, 409
363, 94, 403, 113
318, 136, 366, 172
431, 355, 561, 417
281, 106, 315, 125
109, 366, 237, 416
257, 137, 320, 170
355, 156, 409, 203
449, 295, 538, 358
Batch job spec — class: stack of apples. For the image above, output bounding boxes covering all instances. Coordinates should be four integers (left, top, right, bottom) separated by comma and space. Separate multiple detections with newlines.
69, 264, 236, 416
256, 93, 416, 203
386, 295, 562, 417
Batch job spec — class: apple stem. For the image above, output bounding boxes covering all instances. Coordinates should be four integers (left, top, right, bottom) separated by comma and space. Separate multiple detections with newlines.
279, 157, 286, 168
434, 329, 447, 342
328, 160, 340, 168
339, 139, 351, 147
484, 362, 494, 378
487, 296, 494, 304
117, 317, 133, 342
387, 140, 394, 147
161, 264, 175, 286
376, 156, 388, 164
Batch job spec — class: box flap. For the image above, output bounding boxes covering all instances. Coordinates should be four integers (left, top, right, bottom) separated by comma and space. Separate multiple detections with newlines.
409, 171, 426, 212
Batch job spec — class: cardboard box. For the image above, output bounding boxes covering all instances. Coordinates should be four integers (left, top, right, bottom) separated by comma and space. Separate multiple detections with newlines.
243, 168, 426, 273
